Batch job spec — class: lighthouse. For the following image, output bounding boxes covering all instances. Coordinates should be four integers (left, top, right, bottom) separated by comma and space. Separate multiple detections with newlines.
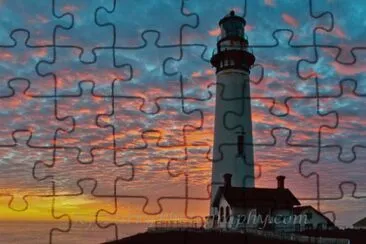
209, 11, 256, 214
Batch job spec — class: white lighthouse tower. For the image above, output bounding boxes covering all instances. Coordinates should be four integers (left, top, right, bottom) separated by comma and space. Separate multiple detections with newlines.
209, 11, 256, 213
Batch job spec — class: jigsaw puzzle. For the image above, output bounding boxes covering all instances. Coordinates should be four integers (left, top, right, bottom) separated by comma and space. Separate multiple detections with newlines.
0, 0, 365, 243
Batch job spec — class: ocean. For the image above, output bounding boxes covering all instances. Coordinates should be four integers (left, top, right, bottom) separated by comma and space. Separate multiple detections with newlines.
0, 221, 150, 244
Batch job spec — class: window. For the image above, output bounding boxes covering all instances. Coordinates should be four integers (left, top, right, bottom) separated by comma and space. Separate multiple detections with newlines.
305, 224, 313, 230
306, 212, 313, 220
317, 223, 323, 230
225, 206, 230, 222
220, 207, 224, 222
295, 224, 300, 232
232, 216, 238, 227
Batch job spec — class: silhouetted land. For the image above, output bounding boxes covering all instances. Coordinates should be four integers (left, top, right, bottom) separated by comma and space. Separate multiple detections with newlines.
104, 230, 309, 244
301, 229, 366, 244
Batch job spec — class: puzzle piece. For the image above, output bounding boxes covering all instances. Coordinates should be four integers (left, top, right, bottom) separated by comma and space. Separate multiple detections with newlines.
111, 31, 186, 114
311, 0, 366, 63
244, 0, 333, 46
299, 47, 366, 97
55, 81, 113, 162
254, 129, 319, 200
33, 148, 133, 195
168, 146, 212, 199
250, 30, 318, 115
0, 80, 70, 146
53, 0, 114, 61
0, 31, 55, 96
98, 97, 203, 150
300, 146, 366, 200
95, 0, 197, 47
0, 195, 70, 244
36, 46, 132, 96
50, 181, 117, 243
164, 45, 212, 101
167, 146, 213, 226
227, 96, 337, 146
0, 131, 54, 211
318, 80, 366, 162
0, 0, 72, 46
114, 131, 187, 214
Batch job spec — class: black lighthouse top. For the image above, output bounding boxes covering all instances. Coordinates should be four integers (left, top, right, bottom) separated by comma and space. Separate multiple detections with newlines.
210, 11, 255, 73
219, 10, 246, 39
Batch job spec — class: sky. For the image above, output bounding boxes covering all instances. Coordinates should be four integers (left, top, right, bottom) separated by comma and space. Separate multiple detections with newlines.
0, 0, 365, 238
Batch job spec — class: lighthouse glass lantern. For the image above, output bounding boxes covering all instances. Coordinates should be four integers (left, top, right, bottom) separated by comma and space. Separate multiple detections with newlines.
211, 11, 255, 73
220, 11, 245, 39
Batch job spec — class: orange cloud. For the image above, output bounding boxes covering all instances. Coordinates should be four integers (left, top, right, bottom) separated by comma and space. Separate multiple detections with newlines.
208, 27, 220, 37
0, 52, 13, 61
192, 71, 201, 78
204, 69, 215, 75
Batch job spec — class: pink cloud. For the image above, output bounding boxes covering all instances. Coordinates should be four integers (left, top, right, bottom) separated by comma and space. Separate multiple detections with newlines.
264, 0, 275, 7
332, 25, 347, 39
246, 25, 255, 32
62, 5, 78, 12
332, 61, 366, 75
282, 14, 299, 28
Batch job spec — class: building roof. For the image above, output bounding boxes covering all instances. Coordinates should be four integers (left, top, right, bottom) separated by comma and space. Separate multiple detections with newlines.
293, 205, 335, 226
353, 217, 366, 227
293, 206, 312, 215
212, 186, 300, 209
